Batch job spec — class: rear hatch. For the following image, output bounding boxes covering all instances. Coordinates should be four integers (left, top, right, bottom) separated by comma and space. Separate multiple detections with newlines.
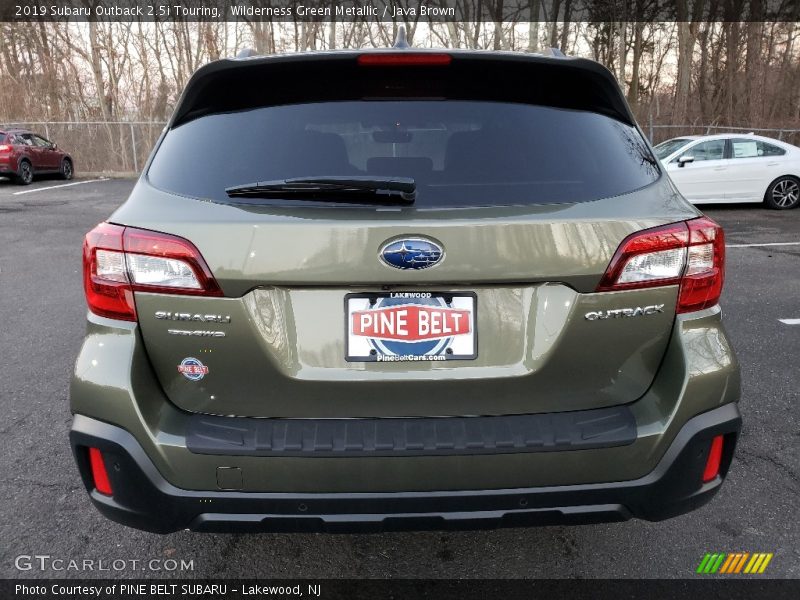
112, 51, 699, 418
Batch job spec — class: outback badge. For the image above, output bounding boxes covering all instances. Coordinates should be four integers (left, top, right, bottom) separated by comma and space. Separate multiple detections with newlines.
380, 238, 444, 270
584, 304, 666, 320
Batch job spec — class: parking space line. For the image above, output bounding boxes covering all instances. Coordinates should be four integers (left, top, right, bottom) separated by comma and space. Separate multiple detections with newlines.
726, 242, 800, 248
779, 319, 800, 325
12, 178, 109, 196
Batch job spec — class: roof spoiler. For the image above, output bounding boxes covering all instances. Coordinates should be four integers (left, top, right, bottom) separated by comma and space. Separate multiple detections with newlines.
170, 51, 634, 128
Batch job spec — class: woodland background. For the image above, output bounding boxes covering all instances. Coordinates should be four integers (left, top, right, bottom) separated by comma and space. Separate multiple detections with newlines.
2, 1, 799, 172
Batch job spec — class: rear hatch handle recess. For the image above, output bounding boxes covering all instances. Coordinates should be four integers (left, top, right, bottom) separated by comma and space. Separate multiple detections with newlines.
225, 176, 416, 205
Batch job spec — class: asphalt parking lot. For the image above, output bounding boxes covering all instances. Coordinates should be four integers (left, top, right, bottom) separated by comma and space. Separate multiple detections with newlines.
0, 176, 798, 579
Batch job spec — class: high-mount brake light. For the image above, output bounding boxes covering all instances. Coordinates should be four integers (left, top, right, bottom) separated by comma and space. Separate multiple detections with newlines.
83, 223, 222, 321
357, 53, 452, 67
597, 217, 725, 314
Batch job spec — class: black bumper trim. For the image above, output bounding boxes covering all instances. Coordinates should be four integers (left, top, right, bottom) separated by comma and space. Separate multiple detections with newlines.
186, 406, 637, 458
69, 403, 741, 533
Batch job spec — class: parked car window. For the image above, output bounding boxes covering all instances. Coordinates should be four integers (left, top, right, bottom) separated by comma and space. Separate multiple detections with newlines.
759, 141, 786, 156
32, 135, 52, 148
731, 139, 759, 158
730, 138, 786, 158
19, 134, 35, 146
654, 138, 692, 160
675, 139, 725, 162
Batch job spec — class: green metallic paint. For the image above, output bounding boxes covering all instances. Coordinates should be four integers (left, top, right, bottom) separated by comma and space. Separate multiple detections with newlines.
133, 285, 678, 418
101, 177, 706, 419
110, 177, 699, 297
70, 308, 739, 493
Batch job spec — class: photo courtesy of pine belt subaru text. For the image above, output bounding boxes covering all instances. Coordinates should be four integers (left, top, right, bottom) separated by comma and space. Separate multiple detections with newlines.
70, 41, 741, 533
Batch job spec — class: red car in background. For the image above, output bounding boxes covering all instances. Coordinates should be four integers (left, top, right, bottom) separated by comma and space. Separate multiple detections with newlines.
0, 128, 74, 185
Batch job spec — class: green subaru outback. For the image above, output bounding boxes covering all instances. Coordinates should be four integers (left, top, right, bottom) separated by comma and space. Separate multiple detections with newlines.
70, 48, 741, 533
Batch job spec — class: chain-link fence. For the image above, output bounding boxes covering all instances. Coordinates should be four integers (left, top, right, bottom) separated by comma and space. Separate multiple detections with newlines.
4, 121, 800, 176
2, 121, 166, 175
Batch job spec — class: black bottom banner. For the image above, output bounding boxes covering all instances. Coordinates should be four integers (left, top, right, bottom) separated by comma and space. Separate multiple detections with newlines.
3, 579, 800, 600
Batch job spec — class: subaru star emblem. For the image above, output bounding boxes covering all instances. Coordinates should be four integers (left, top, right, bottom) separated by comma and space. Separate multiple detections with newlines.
380, 238, 444, 270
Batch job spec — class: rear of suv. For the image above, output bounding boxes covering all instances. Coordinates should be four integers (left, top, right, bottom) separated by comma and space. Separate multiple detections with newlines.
70, 48, 741, 533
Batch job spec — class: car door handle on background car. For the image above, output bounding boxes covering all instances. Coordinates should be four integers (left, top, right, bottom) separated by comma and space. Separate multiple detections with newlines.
713, 166, 727, 171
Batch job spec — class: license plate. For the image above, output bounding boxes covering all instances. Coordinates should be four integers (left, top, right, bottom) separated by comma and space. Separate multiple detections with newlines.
345, 292, 477, 362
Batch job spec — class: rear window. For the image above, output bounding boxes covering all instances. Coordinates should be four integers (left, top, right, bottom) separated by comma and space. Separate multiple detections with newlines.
149, 101, 659, 208
654, 138, 692, 160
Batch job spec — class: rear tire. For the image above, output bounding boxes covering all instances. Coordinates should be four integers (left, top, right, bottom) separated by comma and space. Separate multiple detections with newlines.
764, 176, 800, 210
60, 158, 74, 180
15, 160, 33, 185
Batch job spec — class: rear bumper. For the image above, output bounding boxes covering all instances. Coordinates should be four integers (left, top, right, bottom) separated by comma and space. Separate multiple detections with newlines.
70, 403, 740, 533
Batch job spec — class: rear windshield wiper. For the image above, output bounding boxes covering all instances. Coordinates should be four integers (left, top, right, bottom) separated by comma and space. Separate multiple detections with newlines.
225, 176, 416, 205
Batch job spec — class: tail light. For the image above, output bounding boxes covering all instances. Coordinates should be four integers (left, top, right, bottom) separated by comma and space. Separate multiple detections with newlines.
597, 217, 725, 314
88, 447, 113, 495
0, 144, 11, 152
358, 53, 452, 67
83, 223, 222, 321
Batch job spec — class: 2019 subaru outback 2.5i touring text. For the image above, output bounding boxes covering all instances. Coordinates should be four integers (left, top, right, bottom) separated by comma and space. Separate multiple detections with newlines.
70, 48, 741, 533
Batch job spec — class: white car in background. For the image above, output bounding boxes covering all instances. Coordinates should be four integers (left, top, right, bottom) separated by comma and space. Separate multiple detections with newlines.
655, 133, 800, 210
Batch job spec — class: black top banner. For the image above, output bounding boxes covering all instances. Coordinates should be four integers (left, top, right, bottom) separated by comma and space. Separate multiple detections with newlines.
2, 0, 800, 23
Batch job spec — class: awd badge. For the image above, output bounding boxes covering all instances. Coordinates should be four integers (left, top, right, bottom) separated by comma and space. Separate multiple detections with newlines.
178, 357, 209, 381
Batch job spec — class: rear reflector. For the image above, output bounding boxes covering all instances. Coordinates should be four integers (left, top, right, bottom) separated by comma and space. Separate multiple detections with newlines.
88, 447, 113, 495
702, 435, 725, 483
597, 217, 725, 314
83, 223, 222, 321
358, 53, 452, 67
